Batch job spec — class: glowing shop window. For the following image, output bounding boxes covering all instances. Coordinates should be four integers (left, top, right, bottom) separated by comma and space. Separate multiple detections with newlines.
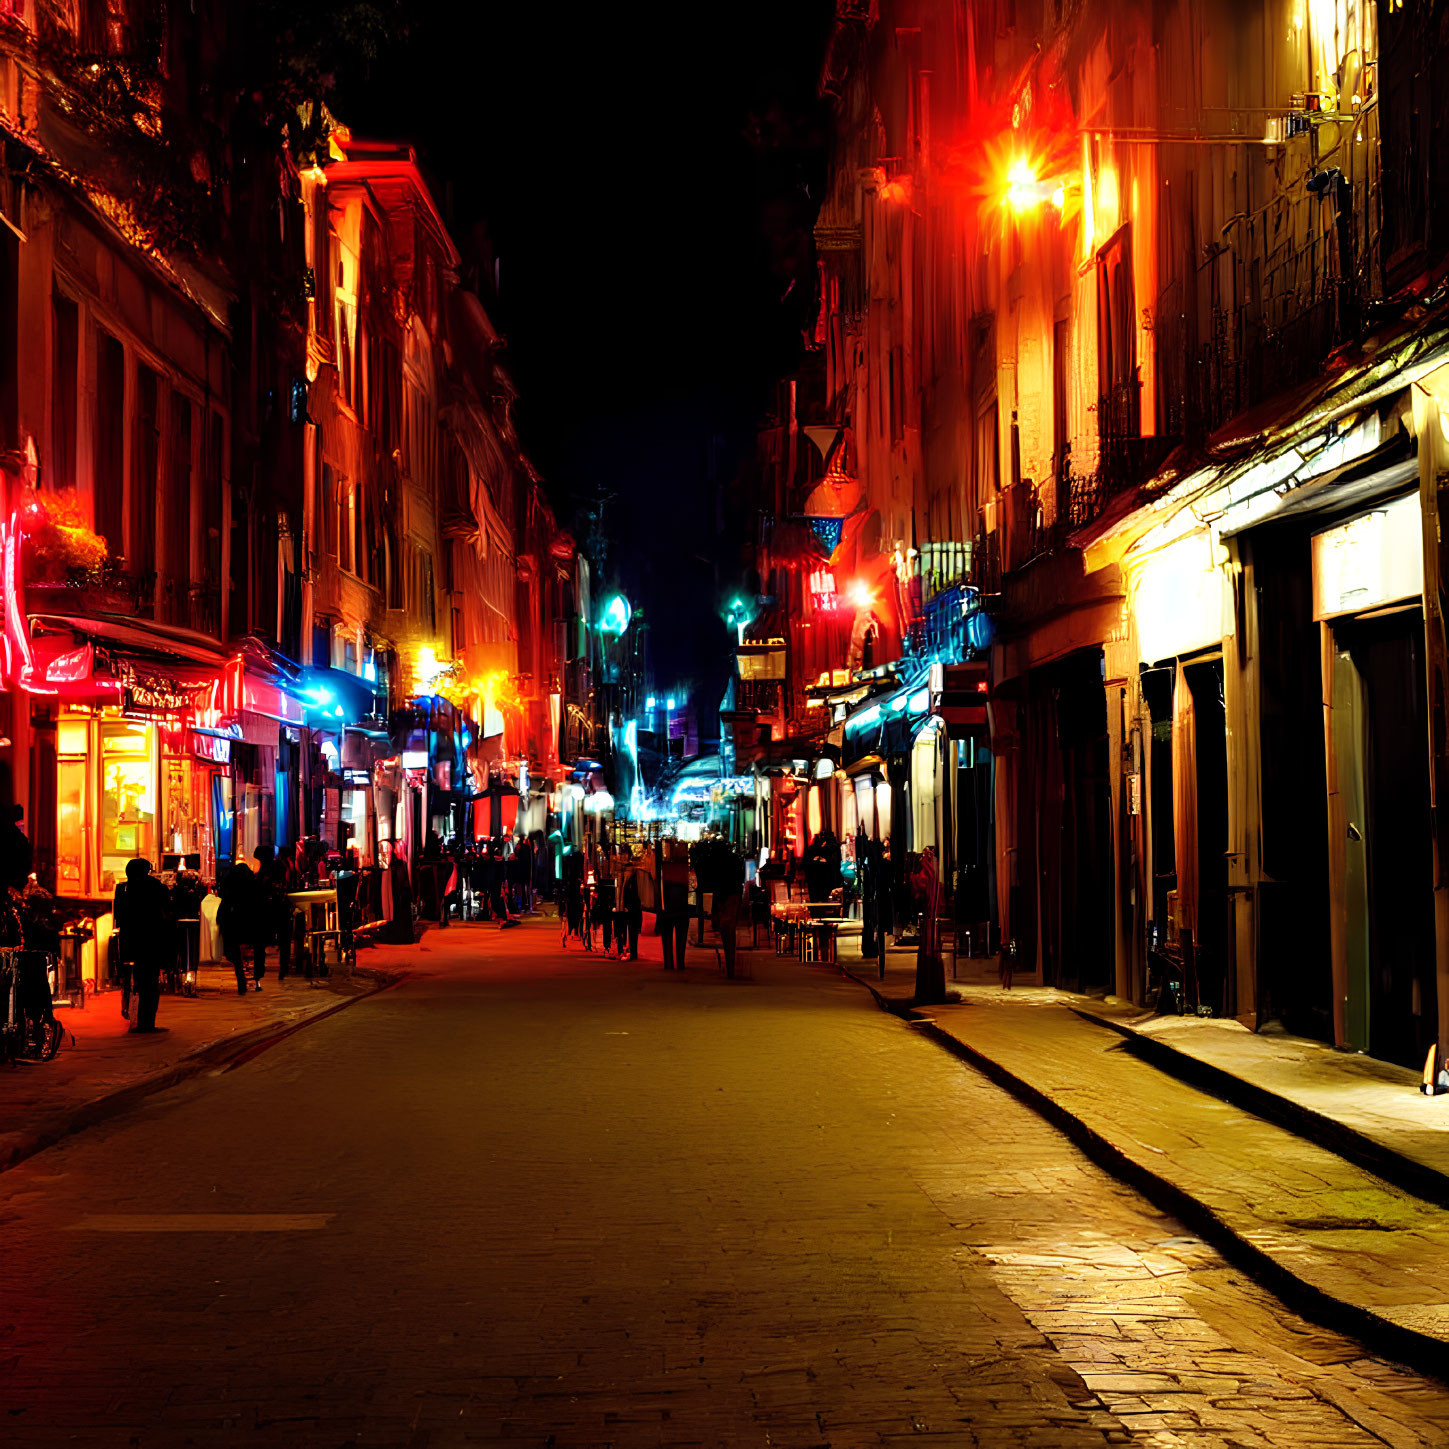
57, 717, 89, 757
100, 720, 155, 885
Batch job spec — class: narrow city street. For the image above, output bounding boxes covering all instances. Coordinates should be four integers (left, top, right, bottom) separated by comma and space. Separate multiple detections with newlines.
5, 922, 1449, 1448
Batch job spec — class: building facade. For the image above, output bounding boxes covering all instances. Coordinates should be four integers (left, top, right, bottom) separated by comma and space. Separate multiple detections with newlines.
0, 2, 597, 985
728, 0, 1449, 1069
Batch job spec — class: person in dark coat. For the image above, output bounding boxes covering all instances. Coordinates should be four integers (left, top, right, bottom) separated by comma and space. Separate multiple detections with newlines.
217, 862, 264, 995
255, 845, 295, 981
1, 803, 32, 892
111, 858, 172, 1033
621, 863, 643, 960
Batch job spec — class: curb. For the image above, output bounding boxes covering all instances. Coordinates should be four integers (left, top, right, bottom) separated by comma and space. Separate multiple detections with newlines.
1070, 1004, 1449, 1214
834, 959, 1449, 1377
0, 969, 406, 1177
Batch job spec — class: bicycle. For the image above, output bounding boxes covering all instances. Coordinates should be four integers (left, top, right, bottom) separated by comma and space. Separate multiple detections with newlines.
0, 946, 64, 1064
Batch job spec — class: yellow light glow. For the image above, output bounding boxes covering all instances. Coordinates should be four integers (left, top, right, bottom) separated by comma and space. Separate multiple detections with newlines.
1051, 186, 1065, 210
1097, 165, 1119, 233
848, 581, 874, 610
414, 646, 448, 693
1005, 159, 1047, 212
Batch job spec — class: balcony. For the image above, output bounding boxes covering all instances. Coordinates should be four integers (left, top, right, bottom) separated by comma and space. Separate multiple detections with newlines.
26, 562, 155, 620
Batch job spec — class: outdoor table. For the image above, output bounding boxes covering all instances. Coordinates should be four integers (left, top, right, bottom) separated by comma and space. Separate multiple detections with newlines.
289, 888, 340, 977
288, 888, 339, 932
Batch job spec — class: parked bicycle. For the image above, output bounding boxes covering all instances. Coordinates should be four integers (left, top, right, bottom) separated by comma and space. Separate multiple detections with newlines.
0, 897, 64, 1063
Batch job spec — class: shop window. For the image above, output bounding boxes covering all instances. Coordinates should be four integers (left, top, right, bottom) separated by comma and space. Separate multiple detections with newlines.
50, 288, 78, 491
100, 717, 155, 889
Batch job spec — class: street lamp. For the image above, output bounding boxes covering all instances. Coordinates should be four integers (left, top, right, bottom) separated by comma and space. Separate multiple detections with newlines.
599, 594, 631, 636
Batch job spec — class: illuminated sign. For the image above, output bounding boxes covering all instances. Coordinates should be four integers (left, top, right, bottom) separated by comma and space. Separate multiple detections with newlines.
122, 667, 202, 722
191, 731, 232, 765
809, 569, 838, 609
1311, 493, 1424, 621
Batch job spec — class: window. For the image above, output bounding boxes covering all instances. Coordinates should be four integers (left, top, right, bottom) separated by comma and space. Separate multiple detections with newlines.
166, 396, 193, 587
1096, 225, 1137, 442
203, 411, 223, 587
975, 400, 1000, 498
0, 223, 16, 449
50, 288, 78, 491
386, 531, 403, 610
95, 330, 125, 557
320, 462, 337, 560
84, 0, 129, 52
132, 366, 160, 579
1052, 318, 1070, 486
334, 474, 356, 574
353, 480, 367, 583
333, 245, 358, 409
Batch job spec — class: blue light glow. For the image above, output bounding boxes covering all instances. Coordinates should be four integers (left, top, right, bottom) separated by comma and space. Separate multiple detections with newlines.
599, 595, 631, 635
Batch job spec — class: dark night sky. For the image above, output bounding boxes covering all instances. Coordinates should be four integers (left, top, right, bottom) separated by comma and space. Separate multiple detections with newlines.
348, 4, 835, 721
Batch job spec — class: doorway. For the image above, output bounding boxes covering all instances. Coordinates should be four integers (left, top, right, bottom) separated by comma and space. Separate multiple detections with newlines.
1337, 609, 1435, 1068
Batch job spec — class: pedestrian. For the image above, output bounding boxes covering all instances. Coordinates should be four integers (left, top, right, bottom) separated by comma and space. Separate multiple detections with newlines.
217, 860, 265, 995
563, 853, 584, 942
622, 861, 643, 960
111, 858, 172, 1033
660, 847, 690, 970
513, 834, 534, 912
0, 802, 32, 892
255, 845, 293, 982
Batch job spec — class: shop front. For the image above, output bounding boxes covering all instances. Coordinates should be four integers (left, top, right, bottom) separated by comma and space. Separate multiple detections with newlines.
1312, 491, 1435, 1068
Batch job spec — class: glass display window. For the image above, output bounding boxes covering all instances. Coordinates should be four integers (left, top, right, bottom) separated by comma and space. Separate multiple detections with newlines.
100, 717, 156, 889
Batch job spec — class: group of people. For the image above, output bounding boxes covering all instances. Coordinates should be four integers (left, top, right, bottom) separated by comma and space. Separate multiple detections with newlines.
425, 831, 546, 925
110, 840, 359, 1033
560, 845, 645, 958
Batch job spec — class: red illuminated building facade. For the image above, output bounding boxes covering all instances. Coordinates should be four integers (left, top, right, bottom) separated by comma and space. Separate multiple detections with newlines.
0, 2, 599, 984
730, 0, 1449, 1070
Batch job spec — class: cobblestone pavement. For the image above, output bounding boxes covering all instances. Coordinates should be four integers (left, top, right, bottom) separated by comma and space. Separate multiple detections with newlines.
4, 922, 1449, 1447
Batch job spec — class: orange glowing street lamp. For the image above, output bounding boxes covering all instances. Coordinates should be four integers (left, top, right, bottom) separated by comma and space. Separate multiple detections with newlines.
1004, 158, 1062, 213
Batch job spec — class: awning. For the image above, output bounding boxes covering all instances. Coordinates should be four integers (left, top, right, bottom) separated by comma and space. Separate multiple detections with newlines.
296, 665, 379, 726
30, 613, 230, 668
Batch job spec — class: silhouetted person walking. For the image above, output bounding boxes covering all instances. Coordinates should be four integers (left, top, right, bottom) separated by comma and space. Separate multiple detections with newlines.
112, 858, 171, 1033
1, 803, 31, 892
217, 861, 264, 995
